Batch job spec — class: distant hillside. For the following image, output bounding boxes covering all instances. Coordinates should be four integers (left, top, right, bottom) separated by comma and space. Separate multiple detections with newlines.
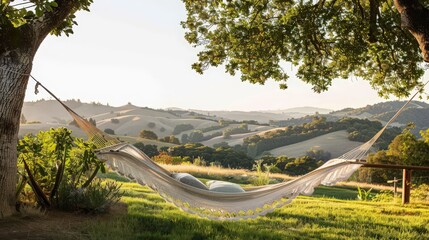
265, 106, 333, 115
21, 100, 218, 138
330, 100, 429, 131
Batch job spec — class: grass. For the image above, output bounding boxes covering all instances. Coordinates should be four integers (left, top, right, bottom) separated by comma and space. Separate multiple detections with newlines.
77, 174, 429, 240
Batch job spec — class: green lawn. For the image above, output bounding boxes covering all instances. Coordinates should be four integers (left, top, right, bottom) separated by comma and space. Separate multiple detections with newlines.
80, 177, 429, 240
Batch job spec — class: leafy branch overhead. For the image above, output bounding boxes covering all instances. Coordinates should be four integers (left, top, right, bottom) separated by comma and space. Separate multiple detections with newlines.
0, 0, 93, 54
181, 0, 428, 97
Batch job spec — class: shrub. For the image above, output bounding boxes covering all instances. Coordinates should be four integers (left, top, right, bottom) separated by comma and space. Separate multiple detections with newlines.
57, 179, 121, 213
153, 152, 173, 164
159, 135, 180, 144
111, 118, 120, 124
173, 124, 194, 134
160, 127, 166, 132
104, 128, 115, 135
16, 128, 120, 212
139, 130, 158, 140
147, 122, 156, 128
133, 142, 159, 157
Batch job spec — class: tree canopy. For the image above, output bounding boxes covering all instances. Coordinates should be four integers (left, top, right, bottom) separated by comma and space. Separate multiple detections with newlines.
181, 0, 427, 97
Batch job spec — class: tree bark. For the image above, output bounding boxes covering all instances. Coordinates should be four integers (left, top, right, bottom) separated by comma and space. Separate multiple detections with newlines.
394, 0, 429, 62
0, 50, 33, 218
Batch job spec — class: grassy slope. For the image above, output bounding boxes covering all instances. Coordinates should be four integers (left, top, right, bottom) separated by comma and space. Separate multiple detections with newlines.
80, 177, 429, 240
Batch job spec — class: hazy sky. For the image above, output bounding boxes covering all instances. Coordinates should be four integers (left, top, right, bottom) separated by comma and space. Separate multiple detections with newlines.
24, 0, 415, 111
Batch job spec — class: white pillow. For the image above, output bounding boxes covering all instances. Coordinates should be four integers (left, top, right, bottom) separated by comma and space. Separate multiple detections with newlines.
206, 180, 245, 193
172, 173, 208, 190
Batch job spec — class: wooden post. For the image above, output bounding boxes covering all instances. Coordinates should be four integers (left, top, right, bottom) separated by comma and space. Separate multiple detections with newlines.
402, 169, 412, 204
394, 177, 397, 197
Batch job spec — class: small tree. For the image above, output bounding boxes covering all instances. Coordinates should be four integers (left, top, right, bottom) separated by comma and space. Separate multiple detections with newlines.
104, 128, 115, 135
159, 136, 180, 145
139, 130, 158, 140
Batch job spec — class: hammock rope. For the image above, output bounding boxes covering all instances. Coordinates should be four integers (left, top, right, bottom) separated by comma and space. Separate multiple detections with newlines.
2, 65, 426, 220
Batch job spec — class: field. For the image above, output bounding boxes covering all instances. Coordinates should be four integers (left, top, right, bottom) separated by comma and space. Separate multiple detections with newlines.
265, 130, 364, 158
2, 171, 428, 240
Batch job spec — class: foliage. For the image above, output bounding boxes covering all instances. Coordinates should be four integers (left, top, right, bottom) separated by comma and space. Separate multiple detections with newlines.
283, 156, 324, 176
172, 124, 194, 135
168, 143, 254, 169
371, 190, 396, 202
200, 131, 223, 141
69, 117, 96, 127
159, 127, 166, 132
181, 133, 189, 144
56, 179, 121, 213
16, 128, 114, 211
133, 142, 159, 158
139, 130, 158, 140
359, 127, 429, 184
305, 149, 331, 161
1, 0, 93, 36
104, 128, 115, 135
181, 0, 424, 97
213, 142, 230, 148
188, 130, 204, 142
147, 122, 156, 128
159, 135, 180, 145
192, 156, 206, 166
153, 152, 173, 165
251, 160, 274, 186
110, 118, 120, 124
357, 186, 374, 201
200, 124, 226, 133
223, 124, 250, 139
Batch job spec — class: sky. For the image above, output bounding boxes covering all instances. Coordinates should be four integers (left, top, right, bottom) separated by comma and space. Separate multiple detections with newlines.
24, 0, 412, 111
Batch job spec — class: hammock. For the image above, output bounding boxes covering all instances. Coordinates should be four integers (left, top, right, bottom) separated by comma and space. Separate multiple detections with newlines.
28, 74, 425, 220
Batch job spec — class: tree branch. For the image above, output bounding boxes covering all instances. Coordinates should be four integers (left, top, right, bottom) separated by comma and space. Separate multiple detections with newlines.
33, 0, 81, 45
394, 0, 429, 62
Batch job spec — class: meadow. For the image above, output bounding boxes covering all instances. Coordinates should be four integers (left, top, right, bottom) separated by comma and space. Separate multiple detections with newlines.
1, 170, 428, 240
80, 178, 429, 240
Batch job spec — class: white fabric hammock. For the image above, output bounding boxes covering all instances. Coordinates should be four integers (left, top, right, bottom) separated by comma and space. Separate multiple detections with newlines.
95, 142, 361, 220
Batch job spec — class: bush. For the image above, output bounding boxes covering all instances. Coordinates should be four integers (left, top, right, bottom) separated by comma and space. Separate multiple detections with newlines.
147, 122, 156, 128
139, 130, 158, 140
16, 128, 120, 212
159, 135, 180, 144
57, 179, 121, 213
104, 128, 115, 135
173, 124, 194, 134
110, 118, 120, 124
160, 127, 166, 132
133, 142, 159, 157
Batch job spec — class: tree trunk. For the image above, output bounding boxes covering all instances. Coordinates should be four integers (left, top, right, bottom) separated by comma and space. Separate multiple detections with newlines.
0, 50, 33, 218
